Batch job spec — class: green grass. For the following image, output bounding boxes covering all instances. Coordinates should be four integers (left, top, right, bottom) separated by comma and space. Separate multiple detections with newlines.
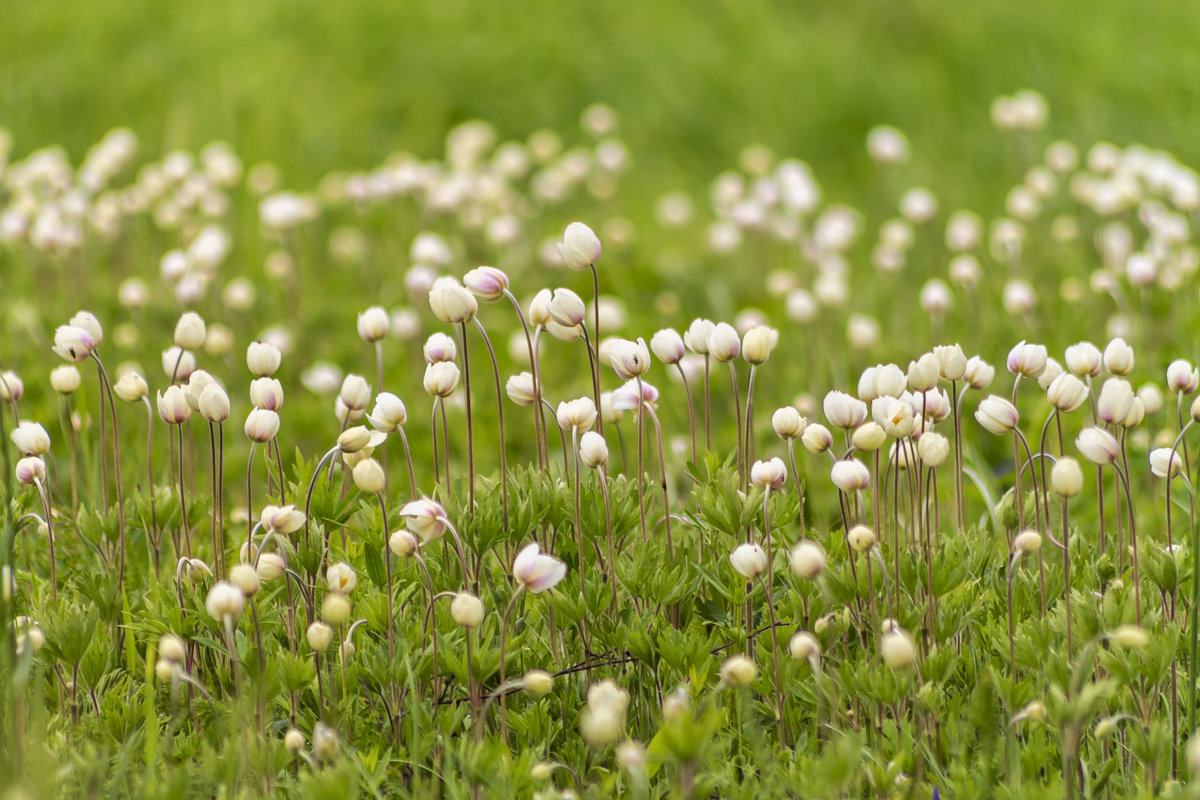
4, 0, 1200, 200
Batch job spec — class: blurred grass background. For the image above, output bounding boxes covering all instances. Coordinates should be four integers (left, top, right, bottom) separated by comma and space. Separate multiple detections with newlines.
4, 0, 1200, 202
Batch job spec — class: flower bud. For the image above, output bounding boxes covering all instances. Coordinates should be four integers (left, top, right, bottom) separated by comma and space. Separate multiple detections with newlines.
1076, 426, 1119, 466
11, 422, 50, 456
256, 553, 286, 581
707, 322, 741, 362
338, 425, 386, 453
352, 458, 386, 493
505, 372, 536, 406
52, 325, 96, 363
719, 654, 758, 687
307, 622, 334, 651
852, 422, 887, 451
1065, 341, 1103, 377
340, 374, 371, 411
908, 352, 941, 391
198, 383, 231, 423
284, 728, 305, 754
788, 541, 825, 579
428, 278, 478, 324
357, 306, 390, 343
389, 529, 418, 558
933, 344, 967, 381
174, 312, 207, 350
463, 266, 509, 300
579, 431, 609, 468
802, 423, 833, 454
1150, 447, 1184, 479
312, 723, 339, 763
975, 395, 1019, 435
772, 406, 806, 439
1014, 530, 1042, 554
244, 408, 280, 443
1051, 457, 1083, 497
750, 457, 786, 489
1097, 378, 1134, 425
683, 319, 715, 354
205, 581, 245, 620
848, 524, 876, 552
1103, 337, 1134, 375
246, 341, 282, 377
650, 329, 686, 365
229, 563, 261, 596
1110, 624, 1148, 649
1006, 341, 1047, 378
547, 288, 586, 328
608, 338, 651, 379
450, 592, 484, 628
729, 543, 768, 579
824, 391, 867, 429
50, 365, 81, 395
184, 558, 213, 582
789, 632, 821, 660
322, 593, 352, 625
557, 397, 597, 431
423, 362, 460, 397
423, 332, 458, 363
1168, 360, 1199, 395
113, 372, 149, 403
155, 659, 176, 682
880, 630, 916, 669
1047, 373, 1089, 413
830, 458, 870, 491
157, 387, 192, 424
523, 669, 554, 696
0, 371, 23, 401
159, 634, 186, 663
558, 222, 602, 270
742, 325, 778, 365
962, 356, 995, 390
917, 432, 949, 467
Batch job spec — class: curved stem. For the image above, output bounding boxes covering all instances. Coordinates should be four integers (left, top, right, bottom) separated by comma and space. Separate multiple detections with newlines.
504, 290, 546, 470
177, 426, 192, 557
675, 362, 697, 464
597, 467, 619, 614
398, 428, 417, 500
497, 585, 524, 744
33, 478, 56, 601
646, 406, 673, 559
457, 322, 475, 516
473, 318, 508, 527
744, 365, 758, 482
634, 377, 647, 542
303, 446, 339, 577
588, 264, 604, 439
728, 361, 744, 489
93, 357, 125, 595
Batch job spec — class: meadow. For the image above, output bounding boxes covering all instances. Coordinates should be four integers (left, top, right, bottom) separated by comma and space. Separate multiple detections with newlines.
4, 2, 1200, 798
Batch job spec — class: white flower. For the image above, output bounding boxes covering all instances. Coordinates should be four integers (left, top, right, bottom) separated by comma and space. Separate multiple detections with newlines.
1150, 448, 1184, 479
975, 395, 1019, 435
729, 543, 768, 579
512, 543, 567, 593
1076, 427, 1119, 466
557, 222, 602, 270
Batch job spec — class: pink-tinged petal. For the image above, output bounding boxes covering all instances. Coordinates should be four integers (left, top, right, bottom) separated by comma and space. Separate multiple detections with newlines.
513, 543, 541, 583
527, 557, 567, 593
